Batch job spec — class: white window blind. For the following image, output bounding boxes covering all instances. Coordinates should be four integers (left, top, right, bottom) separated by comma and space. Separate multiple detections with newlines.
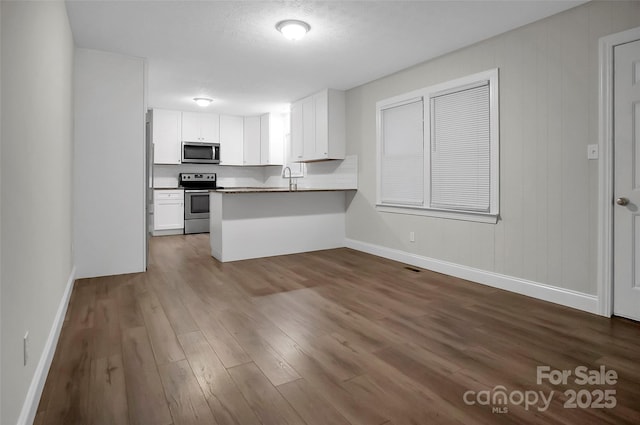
380, 100, 424, 205
430, 83, 491, 212
376, 68, 498, 223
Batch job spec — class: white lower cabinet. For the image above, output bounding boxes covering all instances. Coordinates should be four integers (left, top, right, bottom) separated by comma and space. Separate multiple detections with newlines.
153, 189, 184, 234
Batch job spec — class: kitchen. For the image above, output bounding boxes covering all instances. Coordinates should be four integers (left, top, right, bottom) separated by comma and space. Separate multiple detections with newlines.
68, 1, 582, 277
148, 88, 358, 261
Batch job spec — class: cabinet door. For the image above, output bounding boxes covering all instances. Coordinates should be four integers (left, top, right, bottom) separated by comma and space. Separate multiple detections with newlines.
314, 91, 329, 159
154, 200, 184, 230
200, 113, 220, 143
154, 191, 184, 230
268, 114, 285, 165
302, 96, 316, 160
290, 102, 304, 161
153, 109, 182, 164
181, 112, 201, 142
243, 116, 261, 165
219, 115, 244, 165
260, 114, 270, 164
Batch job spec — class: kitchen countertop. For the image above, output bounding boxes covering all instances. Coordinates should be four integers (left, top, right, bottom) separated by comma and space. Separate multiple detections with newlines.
211, 187, 356, 194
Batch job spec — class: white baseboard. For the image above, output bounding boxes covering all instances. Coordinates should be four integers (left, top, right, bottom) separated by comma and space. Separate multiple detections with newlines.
152, 228, 184, 236
16, 266, 76, 425
345, 239, 599, 315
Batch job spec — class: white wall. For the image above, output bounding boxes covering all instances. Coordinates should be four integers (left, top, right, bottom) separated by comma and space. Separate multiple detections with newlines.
263, 155, 359, 189
74, 48, 146, 278
1, 2, 75, 424
153, 163, 270, 188
345, 1, 640, 298
0, 3, 3, 422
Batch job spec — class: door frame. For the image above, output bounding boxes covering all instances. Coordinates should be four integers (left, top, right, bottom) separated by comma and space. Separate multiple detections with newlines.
598, 26, 640, 317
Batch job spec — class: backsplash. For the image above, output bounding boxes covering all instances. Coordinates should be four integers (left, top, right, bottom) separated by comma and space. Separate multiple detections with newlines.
153, 155, 357, 190
264, 155, 358, 189
153, 163, 279, 188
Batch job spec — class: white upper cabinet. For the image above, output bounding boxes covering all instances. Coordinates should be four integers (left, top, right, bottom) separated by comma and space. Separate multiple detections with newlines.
181, 112, 220, 143
151, 109, 284, 167
260, 113, 284, 166
199, 114, 220, 142
290, 89, 345, 162
151, 109, 182, 164
243, 116, 261, 165
221, 113, 285, 166
219, 115, 244, 165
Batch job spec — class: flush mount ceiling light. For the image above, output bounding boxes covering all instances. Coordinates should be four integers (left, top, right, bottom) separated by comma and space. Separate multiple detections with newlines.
276, 20, 311, 41
193, 97, 213, 107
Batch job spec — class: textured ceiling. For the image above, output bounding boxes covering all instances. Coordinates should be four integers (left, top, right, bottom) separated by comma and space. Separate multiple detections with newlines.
66, 1, 585, 115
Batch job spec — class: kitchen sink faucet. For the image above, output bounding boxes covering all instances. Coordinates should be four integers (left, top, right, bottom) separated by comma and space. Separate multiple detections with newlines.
282, 166, 296, 191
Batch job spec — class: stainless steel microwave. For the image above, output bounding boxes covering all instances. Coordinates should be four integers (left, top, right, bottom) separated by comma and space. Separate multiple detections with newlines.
182, 142, 220, 164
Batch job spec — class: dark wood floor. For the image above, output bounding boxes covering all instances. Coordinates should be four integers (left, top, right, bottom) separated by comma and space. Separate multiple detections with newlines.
35, 234, 640, 425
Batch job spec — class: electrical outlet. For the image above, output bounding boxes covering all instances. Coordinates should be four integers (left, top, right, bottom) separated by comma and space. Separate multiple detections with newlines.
587, 144, 599, 160
409, 231, 415, 242
23, 331, 29, 366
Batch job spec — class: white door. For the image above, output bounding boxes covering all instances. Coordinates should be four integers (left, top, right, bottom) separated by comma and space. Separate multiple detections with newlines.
614, 39, 640, 321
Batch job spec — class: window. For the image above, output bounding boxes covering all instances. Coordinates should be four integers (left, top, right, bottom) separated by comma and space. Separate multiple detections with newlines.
380, 99, 424, 206
376, 69, 499, 223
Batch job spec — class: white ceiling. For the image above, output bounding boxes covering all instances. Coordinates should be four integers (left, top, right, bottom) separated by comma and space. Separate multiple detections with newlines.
66, 0, 585, 116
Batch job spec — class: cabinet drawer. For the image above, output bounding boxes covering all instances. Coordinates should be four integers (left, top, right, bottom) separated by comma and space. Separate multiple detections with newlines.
154, 190, 184, 200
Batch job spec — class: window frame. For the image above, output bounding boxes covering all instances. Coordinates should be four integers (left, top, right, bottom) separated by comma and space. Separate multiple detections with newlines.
376, 68, 500, 224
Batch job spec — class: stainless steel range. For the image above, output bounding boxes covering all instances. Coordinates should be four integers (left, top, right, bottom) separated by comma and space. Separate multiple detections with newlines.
179, 173, 217, 234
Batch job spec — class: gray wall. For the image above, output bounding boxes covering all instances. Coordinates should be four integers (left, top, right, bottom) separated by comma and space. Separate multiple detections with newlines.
0, 1, 75, 424
345, 1, 640, 296
0, 2, 3, 421
74, 48, 146, 278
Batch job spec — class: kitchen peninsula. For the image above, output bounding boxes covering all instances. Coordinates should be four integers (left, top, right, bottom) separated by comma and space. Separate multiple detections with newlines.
209, 188, 354, 262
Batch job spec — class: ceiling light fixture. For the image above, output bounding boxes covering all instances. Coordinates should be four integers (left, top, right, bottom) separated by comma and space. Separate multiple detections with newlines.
193, 97, 213, 107
276, 20, 311, 41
